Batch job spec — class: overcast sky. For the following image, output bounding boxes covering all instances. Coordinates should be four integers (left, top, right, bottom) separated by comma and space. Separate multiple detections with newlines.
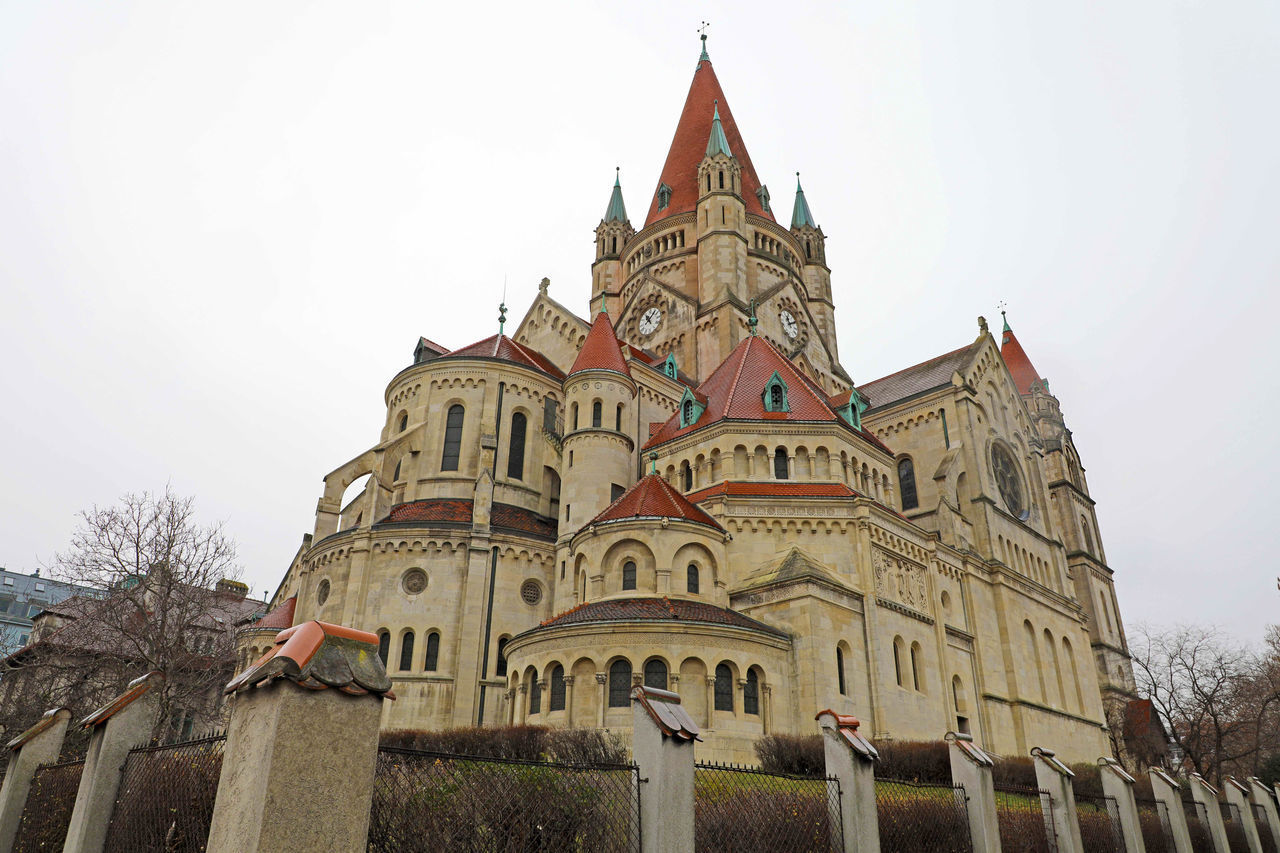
2, 2, 1277, 643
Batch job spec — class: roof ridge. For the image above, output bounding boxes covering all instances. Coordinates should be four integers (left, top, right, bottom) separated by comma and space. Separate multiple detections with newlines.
860, 342, 974, 389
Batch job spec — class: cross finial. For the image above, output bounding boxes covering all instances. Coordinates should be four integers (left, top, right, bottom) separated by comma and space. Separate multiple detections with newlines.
698, 22, 711, 62
499, 278, 508, 334
748, 298, 758, 336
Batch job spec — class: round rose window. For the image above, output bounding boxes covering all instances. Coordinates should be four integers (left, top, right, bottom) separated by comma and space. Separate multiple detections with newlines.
402, 568, 428, 595
520, 580, 542, 606
990, 444, 1026, 519
316, 578, 330, 607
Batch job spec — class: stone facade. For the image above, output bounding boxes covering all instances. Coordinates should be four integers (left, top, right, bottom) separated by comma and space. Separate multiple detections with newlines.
264, 40, 1136, 764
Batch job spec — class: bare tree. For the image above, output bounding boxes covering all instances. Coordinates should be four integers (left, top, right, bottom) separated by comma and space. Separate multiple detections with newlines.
0, 488, 261, 744
1130, 623, 1280, 783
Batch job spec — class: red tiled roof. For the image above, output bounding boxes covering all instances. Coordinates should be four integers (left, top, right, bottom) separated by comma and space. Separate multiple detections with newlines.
586, 474, 723, 531
643, 56, 773, 228
569, 312, 631, 378
379, 499, 557, 541
416, 336, 450, 355
645, 336, 843, 447
440, 334, 565, 379
858, 343, 978, 411
537, 597, 787, 638
251, 595, 296, 631
1001, 327, 1044, 395
686, 481, 861, 502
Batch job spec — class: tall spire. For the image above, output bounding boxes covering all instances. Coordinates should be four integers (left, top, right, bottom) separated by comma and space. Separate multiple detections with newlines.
604, 167, 628, 223
999, 311, 1047, 395
699, 28, 710, 63
791, 172, 816, 228
643, 44, 773, 226
705, 102, 732, 158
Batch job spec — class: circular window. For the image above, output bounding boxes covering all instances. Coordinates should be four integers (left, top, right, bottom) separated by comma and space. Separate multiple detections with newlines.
990, 444, 1026, 519
402, 569, 428, 595
520, 580, 542, 606
316, 579, 330, 607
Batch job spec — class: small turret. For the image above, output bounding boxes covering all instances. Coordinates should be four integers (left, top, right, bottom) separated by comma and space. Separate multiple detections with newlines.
791, 174, 836, 357
592, 168, 635, 315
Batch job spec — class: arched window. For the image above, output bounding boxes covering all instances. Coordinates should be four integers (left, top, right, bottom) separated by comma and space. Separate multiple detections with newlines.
441, 405, 465, 471
528, 672, 541, 714
399, 631, 415, 671
622, 560, 637, 591
608, 659, 632, 707
893, 636, 905, 687
714, 663, 734, 712
836, 646, 847, 695
1080, 515, 1095, 555
644, 659, 667, 690
393, 460, 402, 481
898, 458, 918, 510
495, 636, 509, 677
910, 642, 923, 691
377, 631, 390, 666
681, 461, 692, 492
549, 664, 566, 712
616, 404, 623, 431
571, 403, 579, 430
424, 631, 440, 671
591, 400, 602, 428
507, 412, 527, 480
771, 385, 783, 409
398, 413, 408, 432
687, 564, 699, 594
744, 669, 760, 715
683, 399, 694, 424
774, 448, 789, 480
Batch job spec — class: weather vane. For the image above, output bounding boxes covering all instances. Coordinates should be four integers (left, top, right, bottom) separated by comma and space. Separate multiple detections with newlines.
699, 21, 710, 38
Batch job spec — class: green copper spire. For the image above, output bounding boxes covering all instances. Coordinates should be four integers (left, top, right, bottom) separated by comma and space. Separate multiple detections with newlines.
1002, 309, 1011, 332
705, 101, 732, 158
604, 167, 627, 223
699, 33, 710, 63
791, 173, 816, 228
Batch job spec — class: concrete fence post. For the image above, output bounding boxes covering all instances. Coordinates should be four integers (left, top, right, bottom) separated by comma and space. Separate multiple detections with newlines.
1031, 747, 1084, 853
62, 671, 164, 853
1224, 776, 1265, 853
631, 685, 698, 853
1247, 777, 1280, 852
816, 710, 879, 853
205, 621, 393, 853
1189, 773, 1231, 853
1148, 768, 1193, 853
0, 707, 71, 852
947, 731, 1001, 853
1097, 757, 1146, 853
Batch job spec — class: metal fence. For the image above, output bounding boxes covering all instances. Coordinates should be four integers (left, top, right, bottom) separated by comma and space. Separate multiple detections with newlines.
693, 761, 842, 853
1222, 801, 1251, 853
101, 734, 226, 853
12, 758, 84, 853
368, 746, 640, 852
1076, 793, 1126, 853
1183, 800, 1212, 851
1134, 797, 1171, 853
1254, 803, 1279, 853
875, 777, 972, 852
993, 783, 1058, 853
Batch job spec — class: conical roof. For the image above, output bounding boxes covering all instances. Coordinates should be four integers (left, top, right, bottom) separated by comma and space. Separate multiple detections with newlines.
603, 170, 628, 223
569, 312, 631, 378
643, 46, 772, 227
999, 314, 1046, 395
586, 474, 723, 531
441, 334, 565, 379
791, 175, 816, 228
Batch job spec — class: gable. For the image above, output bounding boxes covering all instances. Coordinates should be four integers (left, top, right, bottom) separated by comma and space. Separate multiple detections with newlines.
512, 292, 591, 375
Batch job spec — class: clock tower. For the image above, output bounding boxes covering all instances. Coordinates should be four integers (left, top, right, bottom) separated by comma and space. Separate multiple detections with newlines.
595, 37, 851, 391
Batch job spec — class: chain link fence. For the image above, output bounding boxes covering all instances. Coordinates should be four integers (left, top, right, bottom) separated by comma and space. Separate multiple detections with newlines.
875, 778, 972, 852
1076, 793, 1125, 853
101, 734, 225, 853
1134, 797, 1171, 853
693, 761, 841, 853
12, 758, 84, 853
1253, 803, 1279, 853
993, 783, 1058, 853
367, 746, 640, 852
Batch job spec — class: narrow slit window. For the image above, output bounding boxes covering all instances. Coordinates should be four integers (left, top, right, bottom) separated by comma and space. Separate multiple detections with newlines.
622, 560, 637, 591
507, 412, 527, 480
424, 631, 440, 671
441, 405, 465, 471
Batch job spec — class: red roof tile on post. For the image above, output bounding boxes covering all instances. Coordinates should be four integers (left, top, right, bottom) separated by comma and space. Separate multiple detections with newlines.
643, 54, 773, 227
1000, 326, 1044, 395
587, 474, 723, 531
569, 312, 631, 378
441, 334, 565, 379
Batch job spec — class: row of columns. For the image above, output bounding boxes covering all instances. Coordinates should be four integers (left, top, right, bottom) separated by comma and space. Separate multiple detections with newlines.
669, 452, 893, 502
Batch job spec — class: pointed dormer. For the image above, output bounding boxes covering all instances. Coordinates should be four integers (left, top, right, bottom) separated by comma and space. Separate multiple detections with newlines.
644, 37, 772, 227
592, 168, 635, 316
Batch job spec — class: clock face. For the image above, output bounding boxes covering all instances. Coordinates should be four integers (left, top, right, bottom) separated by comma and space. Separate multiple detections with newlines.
780, 310, 799, 339
639, 307, 662, 335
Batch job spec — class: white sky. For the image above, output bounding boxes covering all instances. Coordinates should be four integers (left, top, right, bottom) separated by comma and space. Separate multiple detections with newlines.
1, 2, 1277, 642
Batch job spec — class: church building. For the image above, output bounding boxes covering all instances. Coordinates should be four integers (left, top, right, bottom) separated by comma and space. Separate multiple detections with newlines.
262, 37, 1136, 764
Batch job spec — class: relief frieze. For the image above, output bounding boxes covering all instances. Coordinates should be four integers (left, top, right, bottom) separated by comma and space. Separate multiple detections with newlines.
872, 547, 929, 612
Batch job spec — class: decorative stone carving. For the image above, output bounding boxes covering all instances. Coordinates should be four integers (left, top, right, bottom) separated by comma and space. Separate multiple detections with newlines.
872, 548, 928, 611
